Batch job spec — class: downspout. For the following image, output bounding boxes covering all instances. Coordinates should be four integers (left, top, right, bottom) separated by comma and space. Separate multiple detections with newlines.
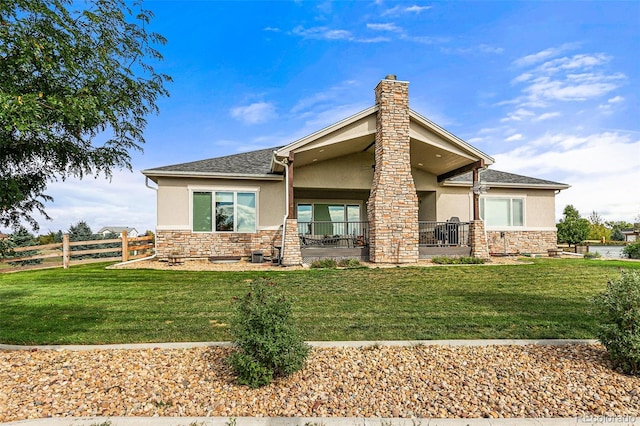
272, 153, 289, 263
116, 177, 159, 265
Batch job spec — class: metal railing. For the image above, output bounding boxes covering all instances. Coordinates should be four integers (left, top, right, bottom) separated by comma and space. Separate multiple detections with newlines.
298, 221, 370, 248
418, 221, 470, 247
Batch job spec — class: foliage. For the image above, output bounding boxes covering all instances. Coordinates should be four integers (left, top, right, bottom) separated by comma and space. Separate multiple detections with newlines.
611, 228, 625, 242
310, 258, 338, 268
337, 258, 361, 268
557, 205, 590, 247
592, 271, 640, 375
623, 242, 640, 260
432, 256, 485, 264
228, 278, 310, 388
588, 211, 611, 241
7, 226, 42, 265
583, 251, 602, 260
0, 0, 171, 231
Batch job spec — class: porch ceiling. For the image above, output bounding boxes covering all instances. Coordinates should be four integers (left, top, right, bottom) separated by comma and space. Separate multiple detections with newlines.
293, 136, 479, 177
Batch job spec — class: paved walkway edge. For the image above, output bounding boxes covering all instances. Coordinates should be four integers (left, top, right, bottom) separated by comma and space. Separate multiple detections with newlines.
3, 415, 637, 426
0, 339, 599, 351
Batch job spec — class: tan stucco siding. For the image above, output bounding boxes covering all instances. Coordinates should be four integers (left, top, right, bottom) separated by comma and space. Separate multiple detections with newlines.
436, 187, 473, 221
481, 188, 557, 228
294, 152, 374, 189
156, 177, 285, 230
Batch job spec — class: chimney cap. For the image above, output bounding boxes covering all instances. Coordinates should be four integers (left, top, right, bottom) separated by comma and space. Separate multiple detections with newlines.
385, 74, 397, 80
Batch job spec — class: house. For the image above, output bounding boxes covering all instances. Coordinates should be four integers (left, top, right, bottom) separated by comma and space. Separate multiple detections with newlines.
96, 226, 139, 238
622, 226, 639, 242
142, 75, 569, 265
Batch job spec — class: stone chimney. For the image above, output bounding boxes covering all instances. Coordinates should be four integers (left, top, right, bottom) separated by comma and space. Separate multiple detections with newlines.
367, 75, 419, 263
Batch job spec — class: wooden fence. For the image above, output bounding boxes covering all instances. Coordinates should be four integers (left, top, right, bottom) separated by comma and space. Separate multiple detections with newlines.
0, 231, 154, 270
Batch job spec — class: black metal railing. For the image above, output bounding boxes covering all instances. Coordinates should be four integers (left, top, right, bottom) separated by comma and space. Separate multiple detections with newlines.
298, 221, 370, 248
418, 221, 470, 247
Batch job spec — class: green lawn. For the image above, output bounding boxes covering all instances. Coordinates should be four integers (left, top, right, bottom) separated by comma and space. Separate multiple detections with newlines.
1, 258, 638, 345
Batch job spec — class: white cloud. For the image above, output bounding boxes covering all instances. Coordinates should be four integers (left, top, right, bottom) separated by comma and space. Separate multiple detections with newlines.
537, 53, 611, 74
500, 108, 535, 122
263, 27, 281, 32
533, 112, 561, 121
494, 132, 640, 175
513, 43, 580, 67
366, 23, 403, 32
17, 170, 157, 235
230, 102, 277, 125
493, 132, 640, 221
608, 95, 624, 104
382, 4, 432, 16
505, 133, 523, 142
522, 72, 625, 102
291, 26, 353, 41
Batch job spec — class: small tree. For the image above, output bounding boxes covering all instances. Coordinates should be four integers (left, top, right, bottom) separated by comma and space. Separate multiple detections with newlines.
557, 205, 590, 247
228, 278, 310, 388
611, 228, 625, 242
8, 226, 42, 265
592, 271, 640, 376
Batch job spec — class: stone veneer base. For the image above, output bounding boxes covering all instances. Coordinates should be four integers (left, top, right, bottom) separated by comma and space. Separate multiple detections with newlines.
487, 230, 558, 255
156, 230, 278, 260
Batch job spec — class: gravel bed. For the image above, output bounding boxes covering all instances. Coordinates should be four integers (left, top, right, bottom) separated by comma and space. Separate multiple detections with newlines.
1, 344, 638, 422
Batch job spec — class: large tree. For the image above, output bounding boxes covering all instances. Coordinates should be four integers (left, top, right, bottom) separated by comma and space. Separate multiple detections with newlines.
0, 0, 170, 231
557, 205, 590, 247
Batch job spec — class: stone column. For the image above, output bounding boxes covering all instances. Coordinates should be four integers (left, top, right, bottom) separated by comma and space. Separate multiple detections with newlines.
470, 220, 490, 260
367, 75, 419, 264
281, 218, 302, 266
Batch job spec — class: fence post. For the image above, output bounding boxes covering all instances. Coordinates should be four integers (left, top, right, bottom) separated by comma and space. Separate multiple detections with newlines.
62, 234, 70, 269
121, 230, 129, 262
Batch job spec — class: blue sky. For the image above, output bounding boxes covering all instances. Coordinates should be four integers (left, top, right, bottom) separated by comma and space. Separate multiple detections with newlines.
21, 0, 640, 234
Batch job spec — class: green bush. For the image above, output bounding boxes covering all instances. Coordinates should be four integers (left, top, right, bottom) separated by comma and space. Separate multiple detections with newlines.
584, 251, 602, 259
228, 278, 310, 388
310, 258, 337, 268
432, 256, 485, 265
623, 242, 640, 259
337, 258, 361, 268
592, 270, 640, 376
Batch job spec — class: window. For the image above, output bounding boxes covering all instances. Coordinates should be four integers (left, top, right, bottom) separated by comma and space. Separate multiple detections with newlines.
480, 197, 524, 227
297, 203, 362, 235
193, 191, 256, 232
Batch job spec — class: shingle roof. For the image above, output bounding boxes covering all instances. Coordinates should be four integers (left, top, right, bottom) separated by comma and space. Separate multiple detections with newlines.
444, 169, 569, 188
143, 146, 283, 177
143, 146, 568, 189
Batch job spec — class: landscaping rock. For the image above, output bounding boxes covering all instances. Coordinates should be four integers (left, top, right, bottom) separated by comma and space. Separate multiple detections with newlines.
0, 344, 638, 422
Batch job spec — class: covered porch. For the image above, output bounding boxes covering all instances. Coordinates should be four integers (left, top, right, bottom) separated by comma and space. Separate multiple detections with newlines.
298, 218, 471, 262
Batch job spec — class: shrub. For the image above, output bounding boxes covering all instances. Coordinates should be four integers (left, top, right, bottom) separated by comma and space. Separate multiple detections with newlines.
228, 278, 310, 387
432, 256, 485, 265
584, 251, 602, 259
623, 242, 640, 259
591, 271, 640, 376
337, 258, 361, 268
310, 258, 337, 268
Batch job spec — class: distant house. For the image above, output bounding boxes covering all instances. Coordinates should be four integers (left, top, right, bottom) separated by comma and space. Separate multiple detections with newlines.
97, 227, 139, 238
143, 75, 569, 265
622, 227, 639, 242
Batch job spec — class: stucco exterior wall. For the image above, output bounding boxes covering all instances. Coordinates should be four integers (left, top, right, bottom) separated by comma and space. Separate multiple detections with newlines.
156, 177, 285, 230
294, 152, 374, 190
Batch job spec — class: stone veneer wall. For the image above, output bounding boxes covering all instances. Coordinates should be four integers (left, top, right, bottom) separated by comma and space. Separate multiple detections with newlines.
486, 230, 558, 255
469, 220, 490, 260
281, 218, 302, 266
367, 77, 419, 264
156, 230, 278, 259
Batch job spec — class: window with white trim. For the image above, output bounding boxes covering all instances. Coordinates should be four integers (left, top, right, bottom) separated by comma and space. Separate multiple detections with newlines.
480, 197, 524, 227
192, 191, 256, 232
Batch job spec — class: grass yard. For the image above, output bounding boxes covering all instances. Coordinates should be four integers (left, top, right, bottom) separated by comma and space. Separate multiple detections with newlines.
1, 258, 638, 345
